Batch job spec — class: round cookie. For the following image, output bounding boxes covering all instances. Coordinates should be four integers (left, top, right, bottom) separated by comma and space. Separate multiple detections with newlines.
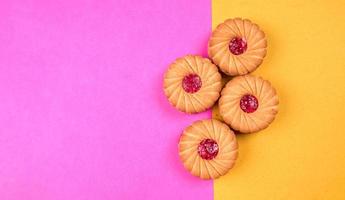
219, 75, 279, 133
208, 18, 267, 76
178, 119, 238, 179
163, 55, 222, 113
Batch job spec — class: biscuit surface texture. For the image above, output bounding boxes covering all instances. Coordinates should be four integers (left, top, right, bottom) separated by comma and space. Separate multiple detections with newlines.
219, 75, 279, 133
208, 18, 267, 75
178, 119, 238, 179
164, 55, 222, 113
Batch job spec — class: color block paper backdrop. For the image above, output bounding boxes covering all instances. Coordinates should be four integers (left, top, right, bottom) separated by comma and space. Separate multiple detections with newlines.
1, 0, 345, 199
213, 0, 345, 199
0, 0, 213, 199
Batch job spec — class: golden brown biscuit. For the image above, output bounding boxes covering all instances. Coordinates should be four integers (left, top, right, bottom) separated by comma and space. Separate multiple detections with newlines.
219, 75, 279, 133
163, 55, 222, 113
178, 119, 238, 179
208, 18, 267, 76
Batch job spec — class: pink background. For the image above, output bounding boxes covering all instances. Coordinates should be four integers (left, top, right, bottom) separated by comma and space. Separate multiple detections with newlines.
0, 0, 212, 199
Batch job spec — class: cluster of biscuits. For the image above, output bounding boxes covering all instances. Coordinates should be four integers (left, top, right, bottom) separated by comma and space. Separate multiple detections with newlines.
163, 18, 279, 179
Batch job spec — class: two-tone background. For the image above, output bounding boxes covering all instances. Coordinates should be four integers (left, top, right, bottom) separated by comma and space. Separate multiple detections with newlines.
0, 0, 344, 199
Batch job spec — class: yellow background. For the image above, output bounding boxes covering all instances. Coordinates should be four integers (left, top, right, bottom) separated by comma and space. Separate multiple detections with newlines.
212, 0, 345, 199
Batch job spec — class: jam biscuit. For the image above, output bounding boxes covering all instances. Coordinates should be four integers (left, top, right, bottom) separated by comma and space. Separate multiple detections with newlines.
164, 55, 222, 113
178, 119, 238, 179
219, 75, 278, 133
208, 18, 267, 75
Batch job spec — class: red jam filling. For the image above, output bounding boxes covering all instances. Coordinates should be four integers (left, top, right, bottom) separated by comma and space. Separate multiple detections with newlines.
182, 74, 202, 93
229, 37, 247, 55
240, 94, 259, 113
198, 139, 219, 160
